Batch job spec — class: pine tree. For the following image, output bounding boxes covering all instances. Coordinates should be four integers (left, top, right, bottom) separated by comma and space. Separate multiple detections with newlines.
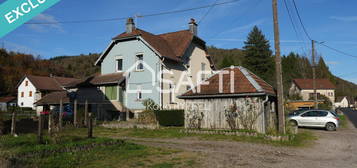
242, 26, 274, 83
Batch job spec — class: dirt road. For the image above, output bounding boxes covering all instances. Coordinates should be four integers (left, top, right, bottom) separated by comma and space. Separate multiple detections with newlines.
128, 121, 357, 168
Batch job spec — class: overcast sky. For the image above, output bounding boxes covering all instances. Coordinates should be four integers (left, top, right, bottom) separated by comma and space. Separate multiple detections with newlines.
1, 0, 357, 83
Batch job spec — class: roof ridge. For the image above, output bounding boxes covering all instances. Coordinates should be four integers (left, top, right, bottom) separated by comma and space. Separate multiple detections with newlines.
158, 29, 190, 36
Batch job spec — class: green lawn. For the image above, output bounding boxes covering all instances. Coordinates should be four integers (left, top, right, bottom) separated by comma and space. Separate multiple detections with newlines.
61, 126, 316, 147
0, 134, 197, 168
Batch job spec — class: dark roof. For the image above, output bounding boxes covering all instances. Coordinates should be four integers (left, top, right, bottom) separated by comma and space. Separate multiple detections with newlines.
35, 91, 70, 105
293, 79, 336, 90
90, 72, 125, 85
179, 66, 275, 98
96, 28, 206, 65
18, 75, 79, 91
0, 96, 16, 103
66, 73, 125, 88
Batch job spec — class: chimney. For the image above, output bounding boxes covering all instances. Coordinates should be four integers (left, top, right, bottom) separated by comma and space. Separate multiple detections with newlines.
126, 17, 135, 33
189, 18, 197, 36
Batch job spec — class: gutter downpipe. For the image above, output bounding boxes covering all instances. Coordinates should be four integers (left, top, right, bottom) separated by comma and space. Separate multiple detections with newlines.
262, 95, 269, 134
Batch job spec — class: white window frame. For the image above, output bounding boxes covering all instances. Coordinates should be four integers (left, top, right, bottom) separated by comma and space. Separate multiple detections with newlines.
201, 63, 206, 81
137, 85, 142, 100
136, 54, 144, 71
115, 56, 123, 72
169, 84, 176, 104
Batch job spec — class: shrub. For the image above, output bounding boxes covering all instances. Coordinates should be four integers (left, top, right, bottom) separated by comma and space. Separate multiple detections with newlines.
137, 110, 157, 124
154, 110, 184, 127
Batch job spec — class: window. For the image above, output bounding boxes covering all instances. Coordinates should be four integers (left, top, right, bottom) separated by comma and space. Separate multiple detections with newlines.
309, 93, 320, 99
317, 111, 328, 117
186, 85, 191, 91
137, 85, 142, 100
21, 92, 24, 97
201, 63, 206, 81
136, 54, 144, 71
105, 86, 118, 100
25, 81, 28, 86
116, 58, 123, 72
169, 84, 176, 104
29, 91, 32, 97
301, 111, 319, 117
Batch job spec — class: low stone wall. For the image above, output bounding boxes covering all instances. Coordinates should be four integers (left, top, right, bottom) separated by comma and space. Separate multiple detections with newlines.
180, 129, 291, 142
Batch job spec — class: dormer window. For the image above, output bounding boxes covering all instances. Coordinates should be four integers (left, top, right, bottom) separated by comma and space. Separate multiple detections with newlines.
136, 54, 144, 71
25, 81, 28, 86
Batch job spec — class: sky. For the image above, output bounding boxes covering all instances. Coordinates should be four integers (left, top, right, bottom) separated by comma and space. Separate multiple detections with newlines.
1, 0, 357, 83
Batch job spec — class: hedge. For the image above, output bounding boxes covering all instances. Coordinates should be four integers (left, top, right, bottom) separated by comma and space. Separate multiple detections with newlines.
154, 110, 184, 127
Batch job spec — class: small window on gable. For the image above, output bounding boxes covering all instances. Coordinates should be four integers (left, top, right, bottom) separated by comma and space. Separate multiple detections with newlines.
25, 81, 28, 86
201, 63, 206, 81
116, 58, 123, 72
136, 54, 144, 71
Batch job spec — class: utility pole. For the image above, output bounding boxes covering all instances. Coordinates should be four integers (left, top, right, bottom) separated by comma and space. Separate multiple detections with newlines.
272, 0, 285, 134
312, 40, 318, 109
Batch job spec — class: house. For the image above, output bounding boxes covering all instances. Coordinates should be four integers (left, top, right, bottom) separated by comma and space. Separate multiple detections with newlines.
289, 79, 336, 104
92, 18, 214, 117
0, 96, 16, 112
335, 96, 349, 108
178, 66, 277, 133
17, 75, 79, 114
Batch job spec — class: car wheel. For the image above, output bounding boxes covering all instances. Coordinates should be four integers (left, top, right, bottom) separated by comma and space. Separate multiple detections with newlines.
289, 120, 298, 126
326, 122, 336, 131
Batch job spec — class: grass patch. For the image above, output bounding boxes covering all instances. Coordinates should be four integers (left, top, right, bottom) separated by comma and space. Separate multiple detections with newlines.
60, 126, 316, 147
339, 115, 348, 128
0, 134, 198, 168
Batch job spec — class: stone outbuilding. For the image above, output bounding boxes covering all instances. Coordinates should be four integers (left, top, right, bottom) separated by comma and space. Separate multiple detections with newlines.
178, 66, 277, 133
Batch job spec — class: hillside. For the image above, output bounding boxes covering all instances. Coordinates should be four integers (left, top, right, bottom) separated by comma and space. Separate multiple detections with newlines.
1, 47, 357, 99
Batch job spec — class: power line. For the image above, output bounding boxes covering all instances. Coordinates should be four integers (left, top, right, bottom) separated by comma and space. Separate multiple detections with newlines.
282, 0, 309, 55
319, 43, 357, 59
25, 0, 240, 25
291, 0, 312, 40
198, 0, 220, 25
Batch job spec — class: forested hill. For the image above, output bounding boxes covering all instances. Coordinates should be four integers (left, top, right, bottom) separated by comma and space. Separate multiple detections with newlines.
0, 49, 100, 96
1, 47, 357, 99
207, 46, 357, 99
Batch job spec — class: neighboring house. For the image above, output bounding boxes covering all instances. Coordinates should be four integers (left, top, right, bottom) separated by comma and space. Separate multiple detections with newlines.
178, 66, 277, 133
93, 18, 214, 115
16, 75, 79, 113
0, 96, 16, 112
289, 79, 336, 104
335, 96, 349, 108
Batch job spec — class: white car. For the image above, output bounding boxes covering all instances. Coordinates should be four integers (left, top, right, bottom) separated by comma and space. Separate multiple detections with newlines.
288, 110, 339, 131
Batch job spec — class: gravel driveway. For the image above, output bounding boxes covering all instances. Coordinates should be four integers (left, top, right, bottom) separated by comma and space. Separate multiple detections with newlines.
128, 120, 357, 168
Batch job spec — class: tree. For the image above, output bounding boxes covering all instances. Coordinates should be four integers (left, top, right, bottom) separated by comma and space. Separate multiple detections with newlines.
242, 26, 274, 84
220, 55, 234, 68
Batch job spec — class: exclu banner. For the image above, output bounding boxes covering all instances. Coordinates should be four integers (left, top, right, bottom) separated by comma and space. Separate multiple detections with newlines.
0, 0, 60, 38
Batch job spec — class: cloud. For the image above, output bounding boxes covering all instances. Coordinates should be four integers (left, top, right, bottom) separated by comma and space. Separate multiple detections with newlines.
27, 14, 64, 33
329, 16, 357, 22
3, 41, 40, 55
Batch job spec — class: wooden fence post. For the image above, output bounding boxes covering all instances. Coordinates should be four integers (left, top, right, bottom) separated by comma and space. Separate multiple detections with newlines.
88, 113, 93, 138
74, 99, 78, 127
10, 106, 16, 136
84, 100, 88, 127
59, 99, 63, 131
38, 114, 43, 144
48, 108, 52, 135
